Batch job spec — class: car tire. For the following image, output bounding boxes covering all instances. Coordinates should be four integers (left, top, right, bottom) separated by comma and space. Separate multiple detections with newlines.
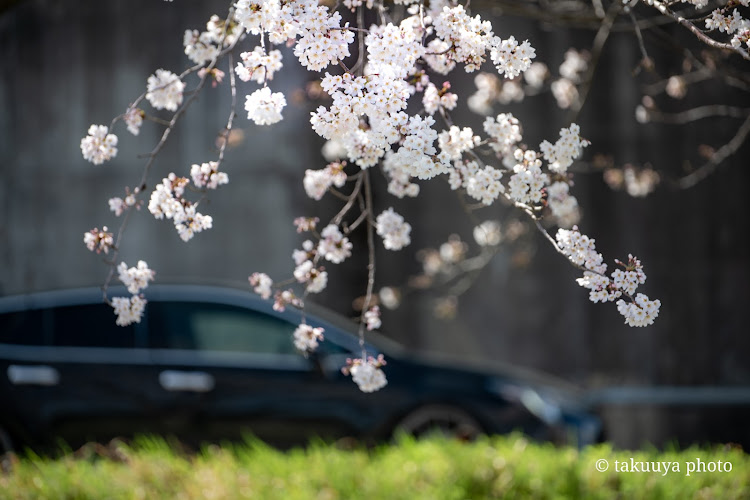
394, 404, 483, 441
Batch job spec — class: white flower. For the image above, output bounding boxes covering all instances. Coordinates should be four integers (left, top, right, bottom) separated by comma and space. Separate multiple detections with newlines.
303, 162, 347, 200
245, 87, 286, 125
376, 208, 412, 251
616, 293, 661, 327
123, 107, 143, 136
546, 181, 580, 227
249, 272, 273, 299
484, 113, 522, 158
190, 161, 228, 189
438, 126, 480, 161
318, 224, 352, 264
293, 323, 324, 352
148, 174, 188, 221
364, 305, 382, 331
551, 78, 578, 109
111, 295, 147, 327
379, 287, 401, 310
490, 36, 536, 79
539, 123, 590, 174
465, 165, 504, 205
473, 220, 502, 247
80, 125, 118, 165
236, 47, 283, 83
559, 49, 588, 81
349, 358, 387, 393
555, 225, 606, 274
293, 260, 328, 294
524, 62, 548, 88
117, 260, 155, 294
146, 69, 185, 111
508, 150, 548, 205
293, 240, 315, 266
84, 226, 114, 254
173, 205, 213, 242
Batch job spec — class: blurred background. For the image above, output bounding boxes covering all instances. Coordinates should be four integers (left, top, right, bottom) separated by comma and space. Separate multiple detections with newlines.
1, 0, 749, 449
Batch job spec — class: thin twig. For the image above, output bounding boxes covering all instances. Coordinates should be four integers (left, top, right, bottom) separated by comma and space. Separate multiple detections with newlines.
358, 169, 377, 359
676, 114, 750, 189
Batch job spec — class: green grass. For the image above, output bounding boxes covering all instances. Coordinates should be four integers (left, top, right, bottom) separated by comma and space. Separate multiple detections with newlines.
1, 434, 748, 499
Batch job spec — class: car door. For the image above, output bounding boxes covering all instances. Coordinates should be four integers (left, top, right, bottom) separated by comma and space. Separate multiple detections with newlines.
0, 299, 165, 449
146, 299, 363, 446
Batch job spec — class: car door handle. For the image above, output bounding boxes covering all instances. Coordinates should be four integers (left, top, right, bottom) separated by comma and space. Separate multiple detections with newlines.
159, 370, 215, 392
7, 365, 60, 386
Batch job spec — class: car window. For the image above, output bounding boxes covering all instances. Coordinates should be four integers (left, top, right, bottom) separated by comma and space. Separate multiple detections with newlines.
53, 303, 137, 348
148, 301, 300, 355
0, 308, 50, 345
147, 301, 351, 355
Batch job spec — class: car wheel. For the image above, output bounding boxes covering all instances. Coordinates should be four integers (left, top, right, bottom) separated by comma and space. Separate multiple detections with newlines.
394, 404, 483, 441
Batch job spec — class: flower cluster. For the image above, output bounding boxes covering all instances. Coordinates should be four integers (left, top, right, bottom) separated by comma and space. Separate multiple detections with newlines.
273, 289, 303, 312
117, 260, 155, 294
293, 260, 328, 294
473, 220, 502, 247
546, 181, 580, 228
245, 87, 286, 125
508, 150, 548, 205
80, 125, 118, 165
423, 82, 458, 115
293, 323, 324, 352
616, 293, 662, 328
83, 226, 114, 254
123, 107, 143, 136
190, 161, 229, 189
430, 5, 495, 73
551, 49, 588, 109
490, 36, 536, 79
484, 112, 522, 159
111, 295, 147, 327
318, 224, 352, 264
146, 69, 185, 111
294, 216, 319, 233
376, 208, 412, 251
438, 126, 481, 161
148, 173, 215, 242
303, 162, 347, 200
109, 186, 141, 217
364, 305, 381, 331
249, 272, 273, 299
539, 123, 590, 174
342, 355, 388, 393
236, 47, 283, 83
704, 7, 750, 49
556, 226, 660, 326
382, 152, 420, 198
183, 14, 241, 65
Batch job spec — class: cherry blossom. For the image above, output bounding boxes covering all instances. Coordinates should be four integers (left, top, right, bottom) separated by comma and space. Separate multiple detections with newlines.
293, 323, 324, 352
80, 125, 118, 165
146, 69, 185, 111
117, 260, 155, 295
245, 87, 286, 125
111, 295, 147, 326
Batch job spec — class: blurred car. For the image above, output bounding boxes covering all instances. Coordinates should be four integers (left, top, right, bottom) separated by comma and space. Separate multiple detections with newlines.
0, 285, 600, 452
